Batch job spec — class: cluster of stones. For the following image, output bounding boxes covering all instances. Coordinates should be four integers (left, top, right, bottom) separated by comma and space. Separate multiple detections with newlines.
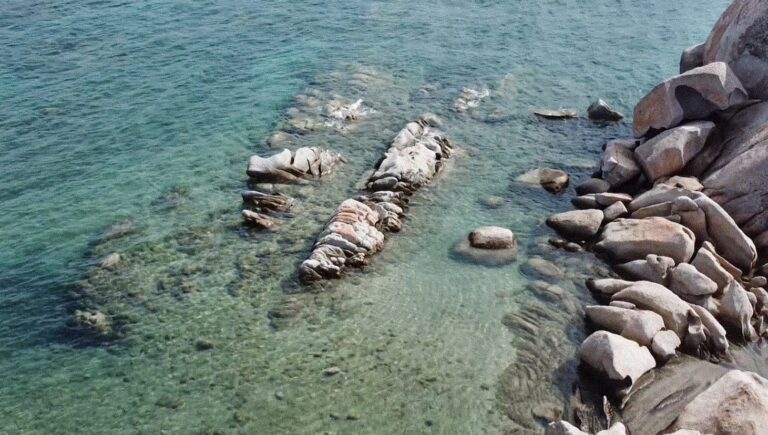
241, 147, 344, 228
545, 1, 768, 433
298, 115, 453, 284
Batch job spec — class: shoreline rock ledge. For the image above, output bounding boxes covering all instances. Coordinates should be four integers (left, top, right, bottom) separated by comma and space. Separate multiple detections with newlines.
544, 1, 768, 433
298, 115, 453, 284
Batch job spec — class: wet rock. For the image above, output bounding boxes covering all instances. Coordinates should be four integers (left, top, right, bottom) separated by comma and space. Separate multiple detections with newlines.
701, 241, 743, 281
751, 276, 767, 288
651, 329, 681, 362
523, 257, 564, 279
633, 62, 748, 137
612, 281, 697, 339
602, 201, 628, 222
546, 209, 603, 241
534, 109, 578, 119
702, 0, 768, 99
669, 370, 768, 434
719, 280, 757, 340
241, 210, 274, 229
576, 178, 610, 195
73, 309, 112, 338
564, 242, 582, 252
578, 331, 656, 394
634, 121, 715, 182
594, 193, 632, 208
668, 263, 718, 305
690, 304, 729, 355
100, 253, 121, 270
479, 195, 504, 209
587, 99, 624, 122
545, 421, 588, 435
680, 42, 705, 73
195, 339, 215, 351
468, 226, 517, 249
571, 194, 600, 210
453, 87, 489, 112
241, 191, 294, 212
595, 218, 695, 264
750, 287, 768, 314
615, 254, 675, 285
516, 168, 570, 193
585, 305, 665, 346
601, 140, 642, 188
323, 367, 341, 376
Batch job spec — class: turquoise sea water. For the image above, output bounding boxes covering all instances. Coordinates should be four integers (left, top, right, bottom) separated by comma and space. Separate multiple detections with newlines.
0, 1, 729, 433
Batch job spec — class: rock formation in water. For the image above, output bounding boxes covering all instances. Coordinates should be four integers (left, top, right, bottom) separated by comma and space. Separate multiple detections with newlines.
298, 115, 453, 284
540, 1, 768, 433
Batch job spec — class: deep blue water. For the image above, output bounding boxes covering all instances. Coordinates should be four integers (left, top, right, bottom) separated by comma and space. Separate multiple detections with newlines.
0, 1, 728, 433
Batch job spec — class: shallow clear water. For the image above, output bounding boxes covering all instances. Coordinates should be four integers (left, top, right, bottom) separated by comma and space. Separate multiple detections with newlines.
0, 1, 729, 433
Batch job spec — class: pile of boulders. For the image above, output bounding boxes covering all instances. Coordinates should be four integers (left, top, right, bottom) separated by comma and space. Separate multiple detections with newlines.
298, 115, 453, 283
240, 190, 295, 230
543, 1, 768, 433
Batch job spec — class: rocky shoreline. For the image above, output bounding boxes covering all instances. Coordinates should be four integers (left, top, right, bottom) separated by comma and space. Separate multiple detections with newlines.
545, 1, 768, 433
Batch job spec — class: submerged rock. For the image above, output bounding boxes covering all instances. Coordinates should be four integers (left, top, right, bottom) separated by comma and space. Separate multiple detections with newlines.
453, 87, 489, 112
534, 109, 578, 119
72, 309, 113, 338
241, 210, 274, 229
633, 62, 747, 137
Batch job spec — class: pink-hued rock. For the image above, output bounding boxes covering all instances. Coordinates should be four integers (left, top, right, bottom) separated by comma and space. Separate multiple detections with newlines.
634, 121, 715, 182
595, 218, 695, 264
578, 331, 656, 391
703, 0, 768, 99
632, 62, 747, 138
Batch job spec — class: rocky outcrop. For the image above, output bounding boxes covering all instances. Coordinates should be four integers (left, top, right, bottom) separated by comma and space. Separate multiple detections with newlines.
615, 254, 675, 284
702, 0, 768, 99
611, 281, 700, 340
600, 140, 642, 188
634, 121, 715, 182
587, 99, 624, 122
669, 370, 768, 434
576, 178, 610, 195
300, 117, 452, 283
632, 62, 747, 137
585, 305, 665, 346
680, 43, 705, 73
247, 147, 344, 184
595, 218, 696, 264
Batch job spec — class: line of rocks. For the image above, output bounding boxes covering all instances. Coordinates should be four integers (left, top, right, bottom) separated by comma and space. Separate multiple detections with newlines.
298, 115, 452, 284
545, 1, 768, 433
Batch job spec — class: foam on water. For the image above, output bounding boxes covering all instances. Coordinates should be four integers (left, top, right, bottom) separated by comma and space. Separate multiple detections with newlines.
0, 1, 729, 433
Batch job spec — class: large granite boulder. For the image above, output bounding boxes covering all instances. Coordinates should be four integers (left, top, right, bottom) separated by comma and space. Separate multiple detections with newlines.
633, 62, 747, 137
615, 254, 675, 285
595, 218, 695, 264
612, 281, 700, 339
587, 99, 624, 122
669, 370, 768, 434
546, 209, 604, 241
578, 331, 656, 393
700, 101, 768, 256
601, 140, 642, 188
585, 305, 665, 346
468, 226, 517, 249
634, 121, 715, 182
668, 263, 718, 305
719, 280, 757, 340
680, 43, 705, 73
690, 304, 729, 355
702, 0, 768, 99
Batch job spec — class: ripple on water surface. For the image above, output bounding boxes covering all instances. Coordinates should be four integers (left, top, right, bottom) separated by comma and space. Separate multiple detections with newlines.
0, 0, 730, 433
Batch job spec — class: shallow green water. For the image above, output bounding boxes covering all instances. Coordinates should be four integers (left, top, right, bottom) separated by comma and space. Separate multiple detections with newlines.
0, 1, 729, 433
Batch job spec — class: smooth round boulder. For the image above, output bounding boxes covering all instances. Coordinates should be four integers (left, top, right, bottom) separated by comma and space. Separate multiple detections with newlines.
595, 217, 695, 264
546, 209, 604, 241
587, 99, 624, 122
517, 168, 570, 193
576, 178, 610, 195
468, 226, 517, 249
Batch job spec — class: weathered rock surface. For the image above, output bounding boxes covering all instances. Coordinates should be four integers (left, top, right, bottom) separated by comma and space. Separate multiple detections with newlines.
632, 62, 747, 137
615, 254, 675, 285
651, 329, 681, 362
595, 218, 695, 264
669, 370, 768, 434
534, 109, 578, 119
587, 99, 624, 122
602, 201, 628, 222
586, 278, 635, 298
668, 263, 718, 305
578, 331, 656, 393
702, 0, 768, 99
546, 209, 604, 241
453, 87, 488, 112
680, 42, 705, 74
690, 304, 729, 355
634, 121, 715, 182
468, 226, 517, 249
585, 305, 665, 346
612, 281, 698, 339
517, 168, 570, 193
241, 210, 274, 229
719, 280, 757, 340
601, 140, 641, 188
576, 178, 610, 195
242, 190, 294, 212
247, 147, 343, 183
73, 309, 112, 337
